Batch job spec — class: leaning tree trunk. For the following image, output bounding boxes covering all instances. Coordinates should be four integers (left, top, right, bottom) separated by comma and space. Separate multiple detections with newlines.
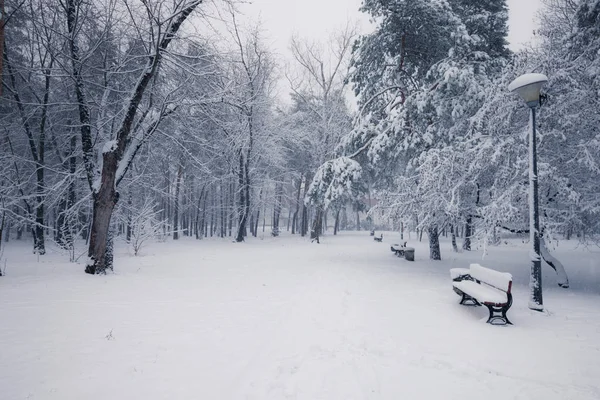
540, 238, 569, 288
428, 224, 441, 260
254, 208, 260, 237
85, 153, 119, 274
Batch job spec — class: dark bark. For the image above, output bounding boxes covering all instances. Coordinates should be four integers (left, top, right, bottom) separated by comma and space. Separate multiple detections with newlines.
126, 193, 132, 243
84, 152, 118, 274
451, 224, 458, 252
291, 174, 302, 234
235, 152, 247, 242
228, 180, 234, 236
210, 188, 215, 237
463, 215, 472, 251
428, 225, 441, 260
310, 206, 323, 243
220, 183, 225, 238
333, 209, 340, 235
173, 164, 183, 240
249, 212, 255, 237
201, 187, 208, 238
301, 205, 308, 237
255, 209, 260, 237
272, 183, 282, 236
195, 186, 204, 239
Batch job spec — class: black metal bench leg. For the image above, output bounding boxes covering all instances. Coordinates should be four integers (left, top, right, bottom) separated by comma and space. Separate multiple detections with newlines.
485, 305, 512, 325
460, 293, 480, 306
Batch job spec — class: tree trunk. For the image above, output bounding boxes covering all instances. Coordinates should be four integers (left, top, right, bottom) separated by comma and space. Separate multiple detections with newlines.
463, 215, 472, 251
272, 183, 282, 236
202, 187, 208, 238
355, 209, 360, 231
249, 212, 255, 237
400, 221, 404, 240
220, 183, 225, 238
301, 205, 308, 237
228, 180, 234, 237
428, 225, 441, 260
173, 164, 183, 240
210, 188, 215, 237
195, 187, 204, 239
236, 153, 247, 242
310, 206, 323, 243
85, 154, 119, 274
333, 209, 340, 235
292, 174, 303, 234
256, 209, 261, 236
451, 224, 458, 252
540, 238, 569, 288
126, 193, 132, 242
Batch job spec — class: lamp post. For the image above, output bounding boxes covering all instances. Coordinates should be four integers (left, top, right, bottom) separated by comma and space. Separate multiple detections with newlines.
508, 73, 548, 312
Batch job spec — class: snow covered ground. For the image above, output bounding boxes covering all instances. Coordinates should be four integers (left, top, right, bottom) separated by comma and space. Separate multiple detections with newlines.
1, 231, 599, 400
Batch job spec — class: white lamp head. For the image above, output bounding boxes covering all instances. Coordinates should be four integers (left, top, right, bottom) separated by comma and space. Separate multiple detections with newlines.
508, 73, 548, 108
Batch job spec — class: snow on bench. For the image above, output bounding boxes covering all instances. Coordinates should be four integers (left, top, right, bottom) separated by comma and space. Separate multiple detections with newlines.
451, 263, 513, 325
390, 242, 407, 255
390, 242, 414, 261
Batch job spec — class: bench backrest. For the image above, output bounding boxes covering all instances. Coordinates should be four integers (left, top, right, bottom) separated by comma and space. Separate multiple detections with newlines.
469, 263, 512, 293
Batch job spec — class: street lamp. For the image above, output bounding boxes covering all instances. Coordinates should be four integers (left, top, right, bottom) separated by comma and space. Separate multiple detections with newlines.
508, 73, 548, 312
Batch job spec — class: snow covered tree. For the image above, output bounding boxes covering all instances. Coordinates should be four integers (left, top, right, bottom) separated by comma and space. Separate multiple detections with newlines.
62, 0, 205, 273
287, 26, 356, 241
324, 0, 512, 259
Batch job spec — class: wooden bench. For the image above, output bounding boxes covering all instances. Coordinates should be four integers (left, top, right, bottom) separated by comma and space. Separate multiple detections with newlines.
390, 242, 408, 256
374, 234, 383, 242
450, 264, 513, 325
390, 242, 414, 261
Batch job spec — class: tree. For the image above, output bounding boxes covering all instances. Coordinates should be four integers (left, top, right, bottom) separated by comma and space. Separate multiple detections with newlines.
287, 25, 356, 242
62, 0, 204, 273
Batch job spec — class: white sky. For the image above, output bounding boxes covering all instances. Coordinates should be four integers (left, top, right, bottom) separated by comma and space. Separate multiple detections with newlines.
237, 0, 542, 52
234, 0, 542, 102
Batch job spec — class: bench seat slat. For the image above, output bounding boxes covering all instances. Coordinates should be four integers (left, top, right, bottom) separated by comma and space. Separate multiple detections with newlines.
453, 280, 508, 305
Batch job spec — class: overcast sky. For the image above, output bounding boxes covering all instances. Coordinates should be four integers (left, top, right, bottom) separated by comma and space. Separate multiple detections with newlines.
238, 0, 542, 52
234, 0, 542, 102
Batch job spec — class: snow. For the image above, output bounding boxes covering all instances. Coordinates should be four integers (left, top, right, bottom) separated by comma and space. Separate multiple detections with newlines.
453, 280, 508, 304
102, 140, 118, 154
450, 267, 470, 280
469, 263, 512, 292
1, 232, 600, 400
508, 73, 548, 92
